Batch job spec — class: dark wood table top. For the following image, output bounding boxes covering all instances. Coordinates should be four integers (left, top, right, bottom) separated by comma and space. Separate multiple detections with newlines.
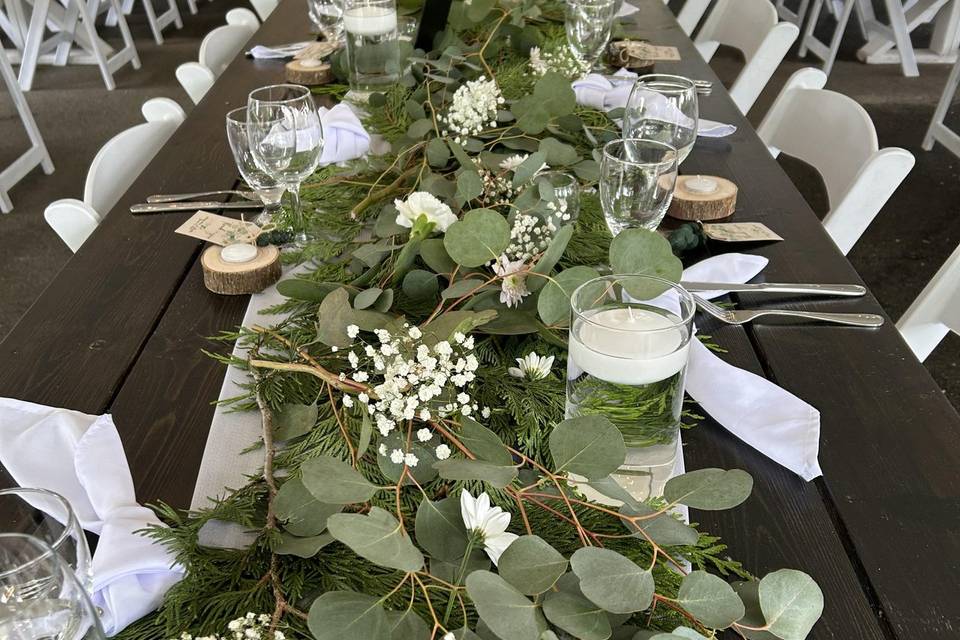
1, 1, 958, 637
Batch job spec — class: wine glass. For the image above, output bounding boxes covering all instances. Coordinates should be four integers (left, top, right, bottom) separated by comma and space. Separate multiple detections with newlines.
247, 84, 324, 246
0, 533, 105, 640
307, 0, 344, 42
599, 138, 678, 235
622, 74, 699, 164
226, 107, 285, 228
564, 0, 618, 69
0, 488, 93, 596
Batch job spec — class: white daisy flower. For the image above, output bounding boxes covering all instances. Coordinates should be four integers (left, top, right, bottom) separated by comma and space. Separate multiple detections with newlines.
507, 352, 555, 380
493, 255, 530, 308
460, 490, 519, 566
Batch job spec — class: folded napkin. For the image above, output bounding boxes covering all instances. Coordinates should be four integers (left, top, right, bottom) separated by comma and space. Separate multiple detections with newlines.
247, 41, 314, 59
572, 70, 737, 138
616, 1, 638, 17
0, 398, 184, 636
682, 255, 823, 481
318, 103, 371, 165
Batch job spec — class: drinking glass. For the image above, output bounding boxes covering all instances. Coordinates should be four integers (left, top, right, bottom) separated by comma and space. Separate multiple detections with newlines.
0, 489, 92, 595
623, 74, 699, 164
226, 107, 285, 228
307, 0, 344, 42
0, 533, 106, 640
535, 170, 581, 229
599, 138, 678, 235
342, 0, 400, 93
247, 84, 324, 246
566, 274, 695, 491
564, 0, 617, 69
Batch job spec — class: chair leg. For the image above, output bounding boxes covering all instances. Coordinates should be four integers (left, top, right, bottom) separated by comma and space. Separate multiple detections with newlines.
53, 0, 80, 66
75, 0, 115, 89
141, 0, 164, 44
822, 0, 855, 76
16, 0, 50, 91
798, 0, 823, 56
109, 0, 140, 69
186, 0, 196, 14
883, 0, 918, 77
923, 59, 960, 150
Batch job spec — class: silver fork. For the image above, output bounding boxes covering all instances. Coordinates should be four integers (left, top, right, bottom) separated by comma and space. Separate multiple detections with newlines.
146, 190, 260, 203
693, 294, 884, 328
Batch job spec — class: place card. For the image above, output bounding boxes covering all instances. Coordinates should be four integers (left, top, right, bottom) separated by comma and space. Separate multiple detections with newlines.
701, 222, 783, 243
616, 41, 681, 61
175, 211, 259, 246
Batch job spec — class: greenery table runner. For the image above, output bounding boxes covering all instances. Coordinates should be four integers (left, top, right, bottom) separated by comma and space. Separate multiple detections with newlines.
125, 2, 826, 639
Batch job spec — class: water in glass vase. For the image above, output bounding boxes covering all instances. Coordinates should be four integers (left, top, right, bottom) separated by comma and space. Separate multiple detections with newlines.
344, 3, 399, 93
566, 305, 690, 471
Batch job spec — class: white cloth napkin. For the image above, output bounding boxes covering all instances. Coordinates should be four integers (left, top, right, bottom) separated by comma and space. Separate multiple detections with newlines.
617, 2, 638, 17
0, 398, 184, 636
247, 41, 314, 59
682, 254, 824, 481
318, 103, 371, 165
572, 70, 737, 138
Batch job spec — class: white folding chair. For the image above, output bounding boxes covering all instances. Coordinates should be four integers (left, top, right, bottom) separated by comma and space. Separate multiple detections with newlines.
923, 57, 960, 157
0, 43, 53, 213
105, 0, 182, 45
225, 6, 259, 29
44, 98, 184, 252
797, 0, 856, 77
249, 0, 276, 21
757, 68, 915, 255
199, 23, 256, 76
676, 0, 711, 35
898, 242, 960, 361
774, 0, 811, 26
693, 0, 800, 114
175, 61, 215, 104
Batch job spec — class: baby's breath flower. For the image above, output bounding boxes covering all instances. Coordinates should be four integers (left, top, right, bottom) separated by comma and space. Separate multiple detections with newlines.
528, 43, 590, 78
435, 444, 452, 460
390, 448, 405, 464
347, 324, 360, 339
404, 452, 420, 467
417, 428, 433, 442
443, 76, 504, 144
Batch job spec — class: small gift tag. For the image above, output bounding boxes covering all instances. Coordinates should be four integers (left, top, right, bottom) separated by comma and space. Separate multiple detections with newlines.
701, 222, 783, 243
619, 41, 681, 61
175, 211, 259, 246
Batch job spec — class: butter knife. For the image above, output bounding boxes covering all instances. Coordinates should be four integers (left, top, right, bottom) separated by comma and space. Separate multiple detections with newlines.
681, 281, 866, 296
130, 201, 264, 214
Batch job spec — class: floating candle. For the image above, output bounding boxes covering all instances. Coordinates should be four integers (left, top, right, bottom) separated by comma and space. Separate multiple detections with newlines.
221, 243, 258, 264
343, 6, 398, 36
684, 175, 719, 195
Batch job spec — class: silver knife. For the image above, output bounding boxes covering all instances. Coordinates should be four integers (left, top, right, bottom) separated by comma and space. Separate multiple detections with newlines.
130, 201, 264, 214
681, 281, 866, 296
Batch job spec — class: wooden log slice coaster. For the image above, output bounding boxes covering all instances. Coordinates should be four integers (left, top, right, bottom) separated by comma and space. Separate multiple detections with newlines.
285, 59, 334, 85
201, 244, 281, 295
668, 175, 737, 221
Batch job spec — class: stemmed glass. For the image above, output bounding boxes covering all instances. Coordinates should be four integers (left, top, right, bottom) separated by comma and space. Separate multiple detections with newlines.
599, 138, 678, 235
307, 0, 344, 42
0, 488, 92, 596
564, 0, 618, 69
0, 533, 106, 640
247, 84, 324, 247
226, 107, 286, 228
622, 74, 699, 164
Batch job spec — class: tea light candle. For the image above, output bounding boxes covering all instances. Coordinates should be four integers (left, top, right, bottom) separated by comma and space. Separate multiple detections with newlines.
684, 175, 718, 195
221, 243, 258, 264
569, 308, 689, 386
300, 58, 323, 68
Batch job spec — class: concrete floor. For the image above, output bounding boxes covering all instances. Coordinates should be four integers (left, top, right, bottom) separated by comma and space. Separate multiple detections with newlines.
1, 1, 959, 408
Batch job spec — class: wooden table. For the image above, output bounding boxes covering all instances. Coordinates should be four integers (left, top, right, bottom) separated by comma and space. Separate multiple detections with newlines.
1, 1, 958, 637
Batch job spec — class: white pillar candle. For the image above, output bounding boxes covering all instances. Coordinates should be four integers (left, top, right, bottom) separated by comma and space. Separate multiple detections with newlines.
344, 6, 398, 36
684, 175, 718, 195
221, 243, 258, 263
569, 308, 689, 386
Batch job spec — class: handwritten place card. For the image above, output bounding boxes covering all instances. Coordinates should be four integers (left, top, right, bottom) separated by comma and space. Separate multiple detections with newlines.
175, 211, 259, 246
616, 41, 681, 61
702, 222, 783, 243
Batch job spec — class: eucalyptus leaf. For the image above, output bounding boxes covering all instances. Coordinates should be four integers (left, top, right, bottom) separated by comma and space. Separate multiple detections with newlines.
301, 455, 377, 504
732, 581, 778, 640
465, 571, 548, 640
420, 309, 498, 346
357, 412, 373, 457
619, 503, 700, 547
274, 478, 343, 536
273, 403, 318, 441
274, 532, 334, 558
435, 458, 517, 488
676, 571, 745, 629
542, 590, 611, 640
427, 137, 451, 167
476, 309, 539, 335
549, 415, 626, 480
465, 0, 495, 21
442, 279, 488, 299
512, 151, 548, 187
376, 430, 439, 485
537, 266, 600, 326
308, 591, 390, 640
758, 570, 824, 640
458, 416, 513, 465
277, 279, 338, 302
317, 288, 394, 348
327, 507, 425, 572
457, 170, 484, 203
375, 204, 408, 237
407, 118, 435, 139
373, 288, 394, 312
354, 288, 384, 310
415, 497, 468, 561
570, 547, 654, 614
663, 469, 753, 511
538, 138, 580, 166
498, 535, 567, 595
420, 238, 457, 275
528, 225, 574, 292
387, 608, 432, 640
608, 230, 682, 297
405, 99, 427, 120
572, 159, 600, 182
403, 269, 440, 300
444, 209, 511, 268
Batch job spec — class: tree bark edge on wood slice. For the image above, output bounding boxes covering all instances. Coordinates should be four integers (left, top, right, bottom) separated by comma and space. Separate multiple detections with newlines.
668, 175, 737, 221
201, 244, 282, 295
285, 59, 333, 85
